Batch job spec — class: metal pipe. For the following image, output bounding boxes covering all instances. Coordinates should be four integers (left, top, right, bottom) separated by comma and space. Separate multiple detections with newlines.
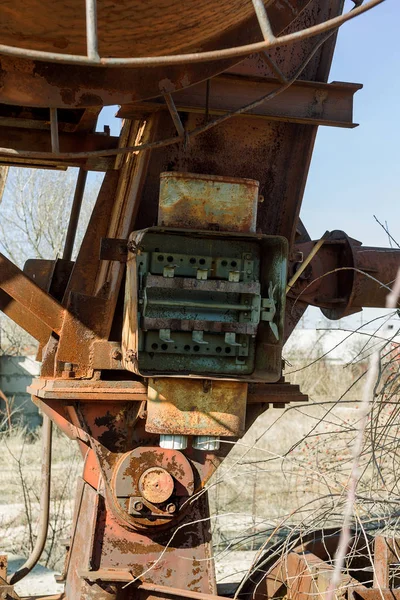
252, 0, 276, 43
0, 0, 384, 68
85, 0, 100, 61
9, 415, 52, 585
49, 108, 59, 154
63, 169, 88, 261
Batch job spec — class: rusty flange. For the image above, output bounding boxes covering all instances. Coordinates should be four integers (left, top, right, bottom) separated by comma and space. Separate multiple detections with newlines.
111, 446, 194, 528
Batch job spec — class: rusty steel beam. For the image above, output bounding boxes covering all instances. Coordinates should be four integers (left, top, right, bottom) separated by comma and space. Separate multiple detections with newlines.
0, 252, 64, 335
118, 76, 362, 129
0, 126, 118, 155
0, 290, 52, 345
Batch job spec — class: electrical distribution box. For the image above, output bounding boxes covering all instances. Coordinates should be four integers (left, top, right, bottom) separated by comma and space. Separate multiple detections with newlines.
122, 227, 287, 381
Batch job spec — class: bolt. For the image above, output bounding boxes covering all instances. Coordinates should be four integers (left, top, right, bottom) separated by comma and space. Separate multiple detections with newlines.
61, 363, 76, 379
111, 348, 122, 361
166, 503, 176, 514
245, 254, 252, 260
133, 500, 144, 511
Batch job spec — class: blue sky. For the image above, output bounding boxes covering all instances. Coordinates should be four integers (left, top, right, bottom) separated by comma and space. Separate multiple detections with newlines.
303, 0, 399, 247
98, 0, 398, 247
96, 1, 397, 328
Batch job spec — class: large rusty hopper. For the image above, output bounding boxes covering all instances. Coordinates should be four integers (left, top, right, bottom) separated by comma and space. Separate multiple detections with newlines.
0, 0, 311, 107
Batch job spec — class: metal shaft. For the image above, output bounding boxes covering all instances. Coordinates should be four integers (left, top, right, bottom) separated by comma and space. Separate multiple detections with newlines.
9, 415, 52, 585
63, 168, 88, 261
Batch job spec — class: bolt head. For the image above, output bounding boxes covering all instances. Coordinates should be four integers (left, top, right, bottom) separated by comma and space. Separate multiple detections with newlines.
133, 500, 144, 511
139, 467, 174, 504
166, 503, 176, 514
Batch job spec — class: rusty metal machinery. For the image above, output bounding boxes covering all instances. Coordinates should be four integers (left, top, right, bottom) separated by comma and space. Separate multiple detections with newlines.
0, 1, 399, 600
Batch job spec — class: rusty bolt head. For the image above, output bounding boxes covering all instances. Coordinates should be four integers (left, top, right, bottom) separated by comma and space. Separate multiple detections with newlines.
61, 363, 76, 379
133, 500, 144, 512
166, 503, 176, 514
111, 348, 122, 361
138, 467, 174, 504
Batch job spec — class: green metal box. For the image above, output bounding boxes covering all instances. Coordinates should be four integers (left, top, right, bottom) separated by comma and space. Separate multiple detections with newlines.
122, 227, 287, 382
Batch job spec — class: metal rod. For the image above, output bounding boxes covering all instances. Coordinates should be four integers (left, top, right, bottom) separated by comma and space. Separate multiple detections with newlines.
164, 93, 185, 138
252, 0, 276, 43
205, 79, 211, 123
0, 28, 341, 163
0, 0, 383, 67
147, 299, 252, 311
262, 52, 287, 83
85, 0, 100, 61
63, 168, 88, 261
49, 108, 59, 153
286, 231, 330, 294
9, 415, 52, 585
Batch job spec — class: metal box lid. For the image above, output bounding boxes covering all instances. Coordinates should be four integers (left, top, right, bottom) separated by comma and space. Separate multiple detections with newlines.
158, 172, 259, 233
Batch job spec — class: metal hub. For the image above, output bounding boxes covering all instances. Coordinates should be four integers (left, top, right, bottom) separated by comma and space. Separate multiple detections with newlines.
112, 446, 194, 528
138, 467, 174, 504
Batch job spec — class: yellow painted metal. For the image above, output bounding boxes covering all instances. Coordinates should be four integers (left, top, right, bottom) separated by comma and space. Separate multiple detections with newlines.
146, 378, 247, 436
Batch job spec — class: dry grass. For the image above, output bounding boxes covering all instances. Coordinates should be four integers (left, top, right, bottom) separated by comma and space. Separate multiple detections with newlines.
0, 427, 81, 570
0, 327, 399, 583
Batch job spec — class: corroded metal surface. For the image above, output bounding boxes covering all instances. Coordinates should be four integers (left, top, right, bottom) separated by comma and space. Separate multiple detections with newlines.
146, 378, 247, 437
1, 1, 398, 599
119, 77, 362, 129
0, 0, 310, 107
158, 172, 259, 233
290, 231, 400, 319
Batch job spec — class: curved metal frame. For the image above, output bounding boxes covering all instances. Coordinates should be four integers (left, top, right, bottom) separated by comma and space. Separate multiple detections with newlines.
0, 0, 383, 68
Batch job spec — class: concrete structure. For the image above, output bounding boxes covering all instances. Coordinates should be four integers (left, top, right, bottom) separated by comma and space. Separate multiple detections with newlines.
0, 355, 41, 429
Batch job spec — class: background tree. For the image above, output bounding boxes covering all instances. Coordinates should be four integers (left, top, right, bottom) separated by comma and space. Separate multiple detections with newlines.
0, 167, 102, 354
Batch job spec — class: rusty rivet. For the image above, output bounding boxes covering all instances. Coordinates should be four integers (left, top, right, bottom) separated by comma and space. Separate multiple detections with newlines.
133, 500, 144, 511
111, 348, 122, 361
166, 503, 176, 514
